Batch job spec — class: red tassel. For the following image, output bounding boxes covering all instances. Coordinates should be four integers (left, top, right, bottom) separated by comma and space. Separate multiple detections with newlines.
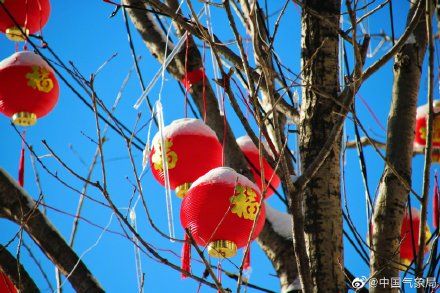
18, 134, 25, 187
434, 174, 439, 229
181, 68, 205, 90
181, 234, 191, 279
243, 247, 251, 270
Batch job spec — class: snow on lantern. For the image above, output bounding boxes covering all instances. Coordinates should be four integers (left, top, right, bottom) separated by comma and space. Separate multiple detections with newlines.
236, 136, 280, 198
0, 271, 16, 293
399, 208, 431, 268
150, 118, 223, 198
414, 101, 440, 151
0, 0, 51, 41
0, 51, 59, 126
180, 167, 266, 258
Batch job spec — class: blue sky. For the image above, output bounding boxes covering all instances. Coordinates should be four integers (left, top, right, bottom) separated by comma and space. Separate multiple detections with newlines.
0, 0, 435, 292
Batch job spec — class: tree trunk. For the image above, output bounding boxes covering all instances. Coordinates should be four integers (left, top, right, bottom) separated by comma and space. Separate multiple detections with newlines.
370, 4, 429, 292
299, 0, 344, 291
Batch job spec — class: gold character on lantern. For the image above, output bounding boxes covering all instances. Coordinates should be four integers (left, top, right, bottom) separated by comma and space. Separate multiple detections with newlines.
26, 66, 54, 93
152, 139, 178, 171
230, 185, 260, 220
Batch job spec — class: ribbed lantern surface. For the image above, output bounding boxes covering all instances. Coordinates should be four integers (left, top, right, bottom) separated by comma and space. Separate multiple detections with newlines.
0, 0, 51, 41
0, 51, 59, 126
180, 167, 265, 258
236, 136, 280, 198
400, 208, 431, 267
414, 102, 440, 150
150, 118, 223, 198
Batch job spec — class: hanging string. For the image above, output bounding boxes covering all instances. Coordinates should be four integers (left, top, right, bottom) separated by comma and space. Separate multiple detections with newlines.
388, 0, 396, 46
433, 172, 439, 229
407, 197, 418, 267
202, 41, 207, 122
243, 247, 251, 271
36, 0, 45, 47
18, 130, 26, 187
217, 260, 223, 293
184, 35, 190, 118
221, 81, 227, 166
23, 0, 29, 50
204, 3, 223, 116
156, 101, 175, 241
357, 94, 386, 133
129, 209, 144, 292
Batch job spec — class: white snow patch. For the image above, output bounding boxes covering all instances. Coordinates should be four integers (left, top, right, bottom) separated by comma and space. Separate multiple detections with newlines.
265, 203, 293, 239
404, 207, 420, 219
416, 101, 440, 118
404, 33, 416, 45
282, 278, 302, 292
190, 166, 260, 193
152, 118, 218, 146
0, 51, 54, 72
236, 135, 272, 156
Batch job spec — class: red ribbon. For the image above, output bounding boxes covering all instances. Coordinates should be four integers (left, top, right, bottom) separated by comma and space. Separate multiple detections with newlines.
18, 148, 25, 187
181, 233, 191, 279
243, 247, 251, 271
433, 174, 439, 229
18, 132, 26, 187
181, 68, 205, 90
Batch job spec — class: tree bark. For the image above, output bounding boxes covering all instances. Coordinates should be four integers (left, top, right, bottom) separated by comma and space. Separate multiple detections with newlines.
258, 219, 298, 293
300, 0, 344, 291
0, 169, 104, 293
370, 3, 429, 292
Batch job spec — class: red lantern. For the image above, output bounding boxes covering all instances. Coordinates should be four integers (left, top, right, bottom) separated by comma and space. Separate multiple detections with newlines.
150, 118, 223, 198
0, 0, 51, 41
414, 101, 440, 150
0, 271, 16, 293
236, 136, 280, 198
180, 167, 265, 258
400, 208, 431, 267
0, 51, 59, 126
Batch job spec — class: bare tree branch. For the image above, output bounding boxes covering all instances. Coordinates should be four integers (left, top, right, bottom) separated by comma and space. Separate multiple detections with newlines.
0, 244, 39, 292
0, 168, 104, 293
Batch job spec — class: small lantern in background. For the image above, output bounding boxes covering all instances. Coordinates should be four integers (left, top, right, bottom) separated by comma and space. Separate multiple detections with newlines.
0, 271, 16, 293
414, 101, 440, 157
400, 208, 431, 268
0, 0, 51, 41
236, 136, 280, 198
180, 167, 265, 258
0, 51, 59, 126
150, 118, 223, 198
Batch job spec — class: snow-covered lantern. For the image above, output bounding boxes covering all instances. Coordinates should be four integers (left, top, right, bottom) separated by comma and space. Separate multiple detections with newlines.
0, 51, 59, 126
180, 167, 265, 259
414, 101, 440, 163
0, 0, 51, 41
150, 118, 223, 198
0, 271, 16, 293
399, 208, 431, 268
236, 136, 280, 198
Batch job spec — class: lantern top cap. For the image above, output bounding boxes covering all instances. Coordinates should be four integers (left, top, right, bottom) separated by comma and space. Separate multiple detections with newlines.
416, 101, 440, 118
190, 166, 260, 193
0, 51, 54, 72
152, 118, 218, 145
236, 135, 272, 156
